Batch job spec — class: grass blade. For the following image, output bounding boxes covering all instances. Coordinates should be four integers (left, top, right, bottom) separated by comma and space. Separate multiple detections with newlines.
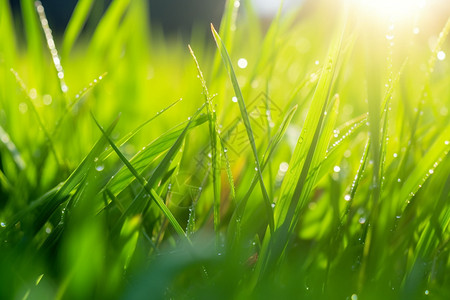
211, 24, 274, 233
188, 45, 223, 249
61, 0, 95, 58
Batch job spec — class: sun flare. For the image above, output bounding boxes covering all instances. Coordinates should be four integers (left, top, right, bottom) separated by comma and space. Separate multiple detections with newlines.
355, 0, 427, 21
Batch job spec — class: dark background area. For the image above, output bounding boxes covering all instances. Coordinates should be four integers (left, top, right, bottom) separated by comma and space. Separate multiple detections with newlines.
9, 0, 227, 36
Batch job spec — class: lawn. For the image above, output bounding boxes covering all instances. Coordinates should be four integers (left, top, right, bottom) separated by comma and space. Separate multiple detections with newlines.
0, 0, 449, 299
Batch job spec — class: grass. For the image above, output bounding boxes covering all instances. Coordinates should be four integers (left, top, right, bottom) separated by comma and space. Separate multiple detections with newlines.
0, 0, 449, 299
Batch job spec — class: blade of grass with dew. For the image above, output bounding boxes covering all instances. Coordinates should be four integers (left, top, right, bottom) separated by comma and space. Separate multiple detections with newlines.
397, 18, 450, 182
398, 126, 450, 211
315, 113, 368, 182
91, 114, 188, 241
61, 0, 95, 58
255, 27, 344, 282
105, 105, 205, 236
3, 115, 120, 237
189, 44, 226, 249
51, 73, 108, 140
99, 97, 182, 161
106, 113, 208, 196
211, 24, 274, 233
227, 104, 298, 246
35, 1, 68, 96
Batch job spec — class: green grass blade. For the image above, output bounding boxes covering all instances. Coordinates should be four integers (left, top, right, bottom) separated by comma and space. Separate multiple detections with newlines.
188, 45, 223, 249
211, 24, 274, 233
89, 0, 132, 55
35, 1, 68, 95
399, 126, 450, 211
106, 112, 207, 196
91, 114, 188, 240
228, 104, 298, 244
61, 0, 95, 58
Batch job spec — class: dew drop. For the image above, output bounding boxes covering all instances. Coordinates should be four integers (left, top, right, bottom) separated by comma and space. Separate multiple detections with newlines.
437, 51, 446, 61
232, 96, 238, 103
425, 290, 429, 295
344, 194, 351, 201
237, 58, 248, 69
359, 217, 366, 224
0, 222, 5, 228
333, 166, 341, 173
279, 162, 289, 173
351, 294, 358, 300
429, 169, 434, 174
95, 165, 104, 172
43, 94, 52, 105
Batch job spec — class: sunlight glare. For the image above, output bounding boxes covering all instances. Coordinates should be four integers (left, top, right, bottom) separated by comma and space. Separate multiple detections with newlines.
356, 0, 426, 21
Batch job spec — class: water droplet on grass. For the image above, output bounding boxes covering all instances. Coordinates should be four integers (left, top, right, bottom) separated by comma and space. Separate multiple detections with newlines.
95, 165, 104, 172
232, 96, 238, 103
237, 58, 248, 69
333, 166, 341, 173
344, 194, 351, 201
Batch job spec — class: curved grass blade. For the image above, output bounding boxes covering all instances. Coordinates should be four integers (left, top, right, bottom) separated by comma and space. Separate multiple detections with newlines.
89, 0, 132, 55
61, 0, 95, 58
211, 24, 274, 233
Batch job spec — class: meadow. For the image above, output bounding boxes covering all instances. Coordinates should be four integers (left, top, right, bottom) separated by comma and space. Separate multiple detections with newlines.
0, 0, 449, 299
